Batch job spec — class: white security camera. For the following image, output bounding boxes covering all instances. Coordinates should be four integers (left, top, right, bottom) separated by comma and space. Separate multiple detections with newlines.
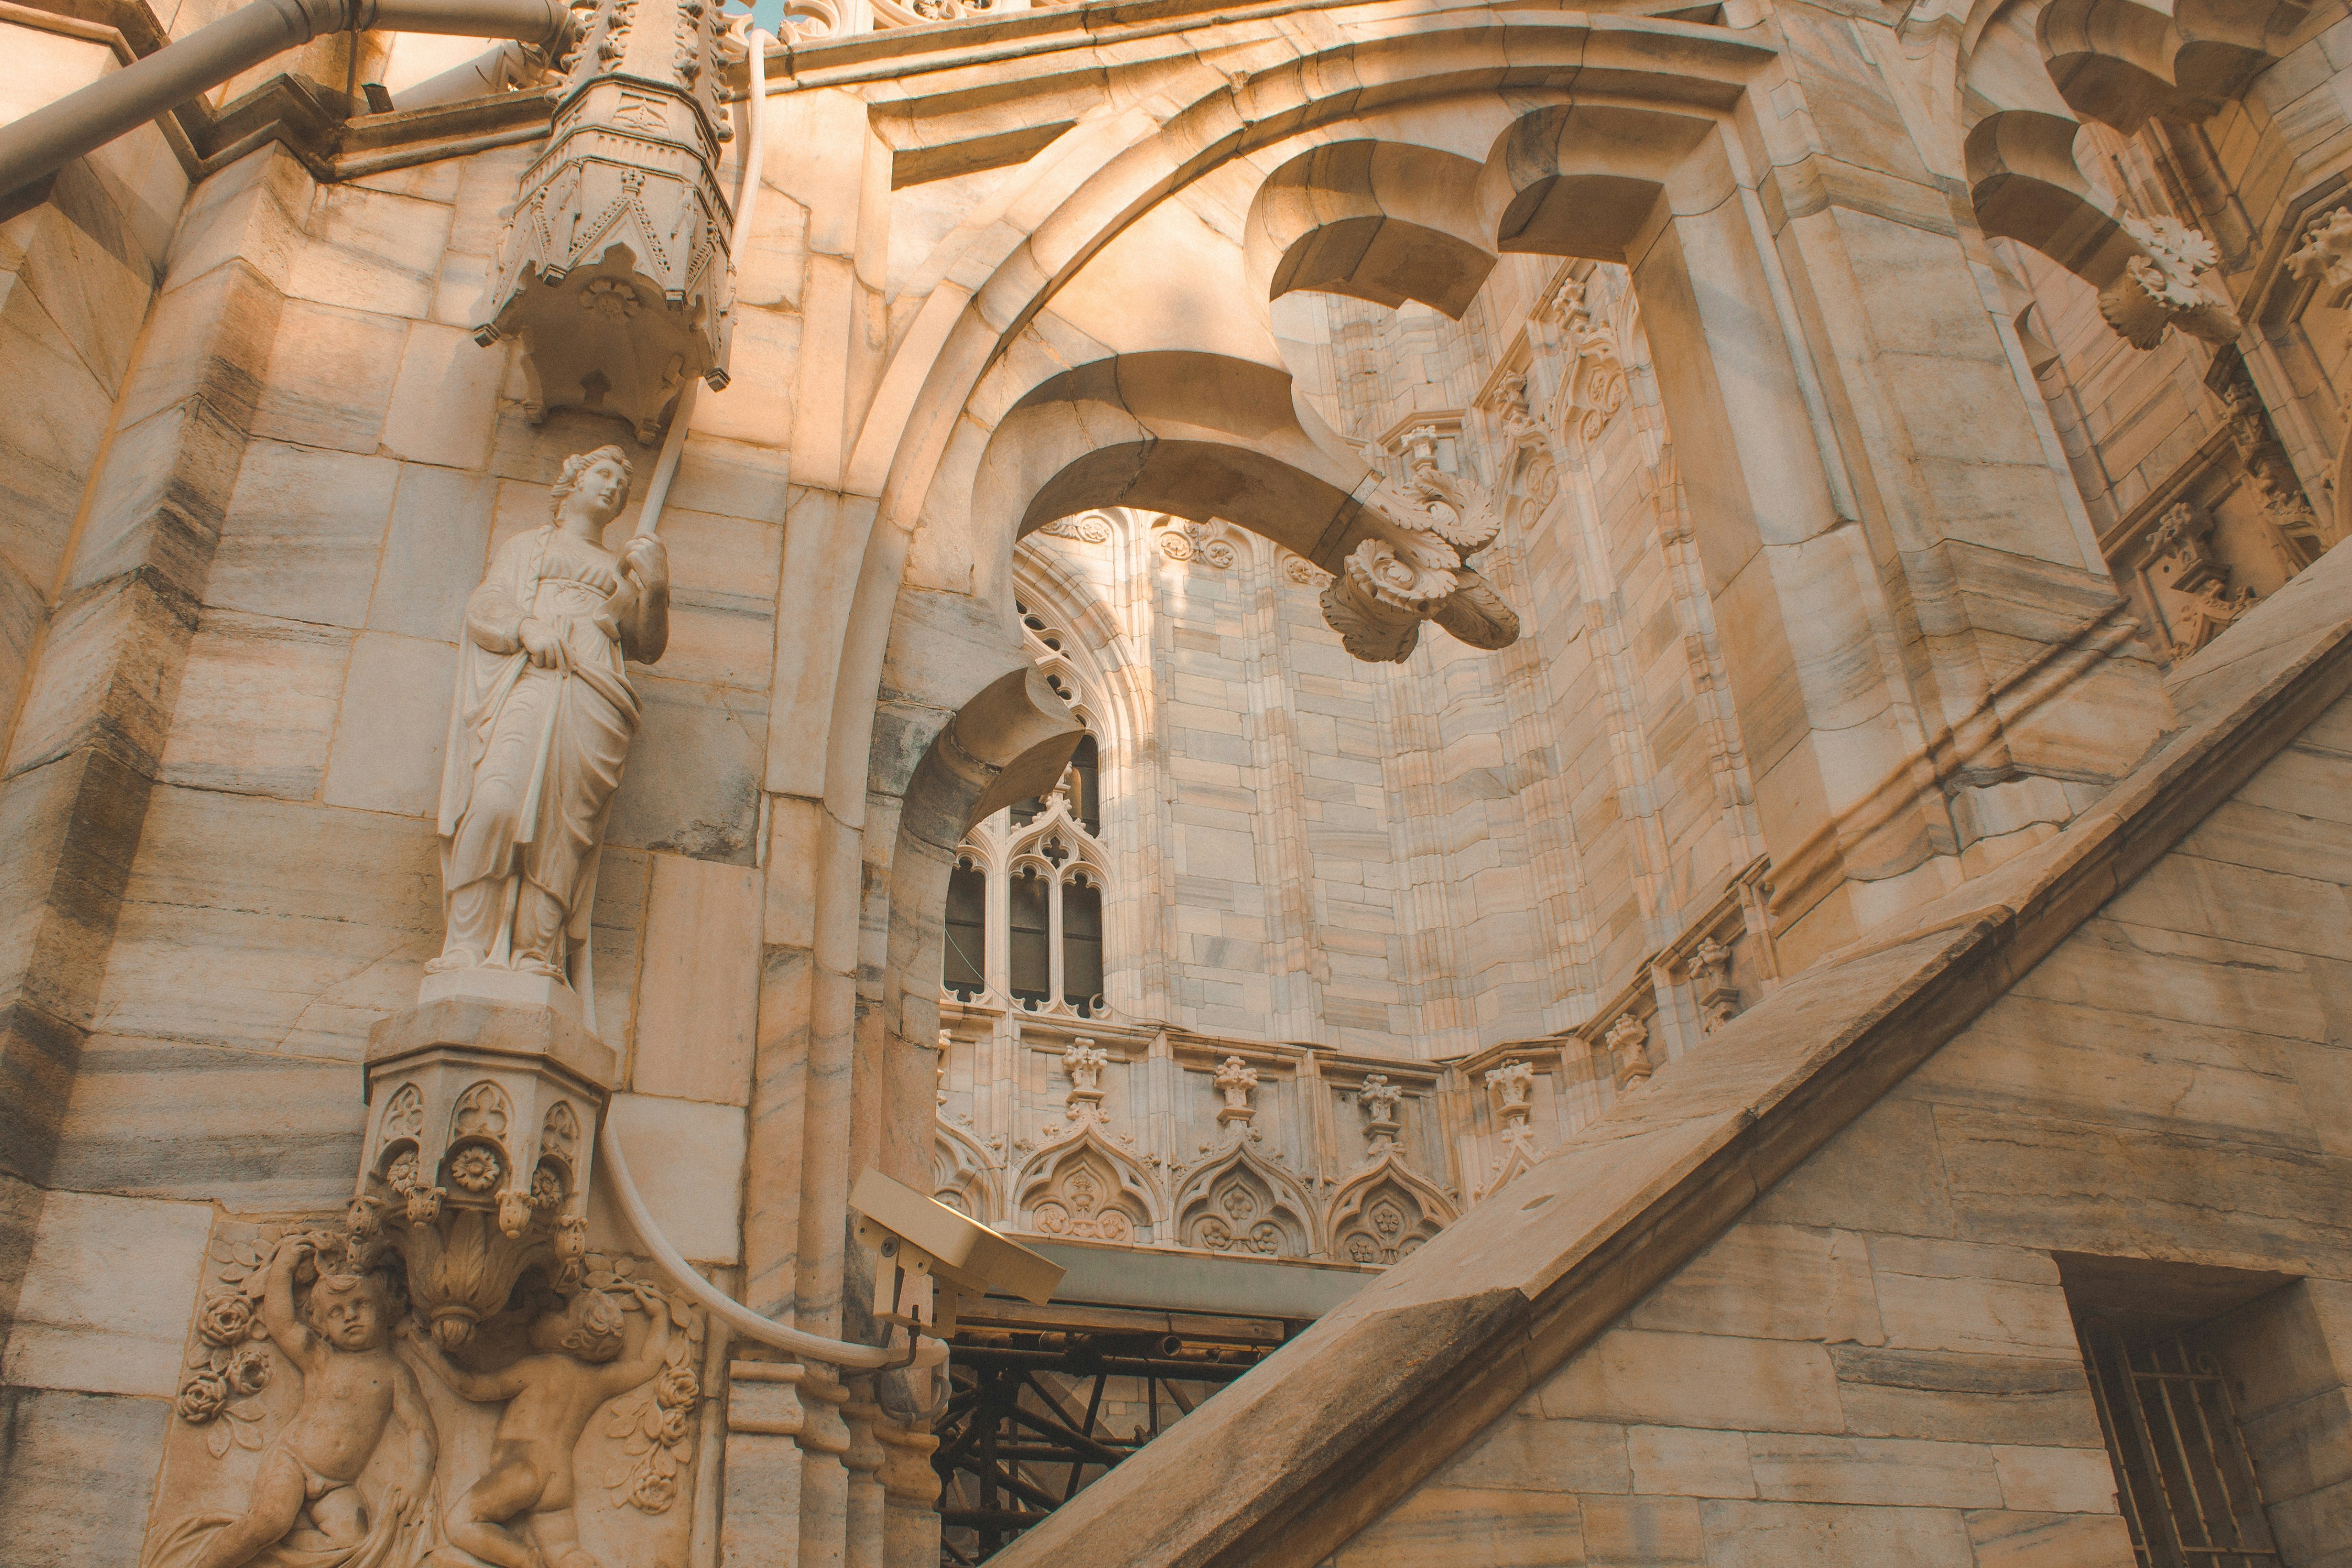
850, 1169, 1063, 1339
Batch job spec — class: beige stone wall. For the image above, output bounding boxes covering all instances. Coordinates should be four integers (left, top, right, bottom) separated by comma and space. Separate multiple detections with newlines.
1333, 684, 2352, 1564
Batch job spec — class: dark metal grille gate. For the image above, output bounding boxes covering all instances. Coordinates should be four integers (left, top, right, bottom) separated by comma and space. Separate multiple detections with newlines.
933, 1312, 1281, 1565
2077, 1316, 2283, 1567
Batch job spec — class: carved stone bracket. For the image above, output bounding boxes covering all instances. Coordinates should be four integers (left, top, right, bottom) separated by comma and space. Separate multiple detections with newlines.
356, 999, 618, 1350
2289, 206, 2352, 310
474, 0, 739, 438
1320, 428, 1523, 663
2099, 216, 2242, 351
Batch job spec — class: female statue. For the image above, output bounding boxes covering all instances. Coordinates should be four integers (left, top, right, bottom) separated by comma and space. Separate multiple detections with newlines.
429, 445, 669, 996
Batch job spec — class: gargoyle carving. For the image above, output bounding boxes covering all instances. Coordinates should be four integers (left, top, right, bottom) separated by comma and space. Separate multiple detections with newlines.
1319, 434, 1522, 663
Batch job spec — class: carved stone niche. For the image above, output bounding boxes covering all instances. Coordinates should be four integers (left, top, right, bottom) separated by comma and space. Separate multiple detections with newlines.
473, 0, 738, 440
356, 999, 619, 1350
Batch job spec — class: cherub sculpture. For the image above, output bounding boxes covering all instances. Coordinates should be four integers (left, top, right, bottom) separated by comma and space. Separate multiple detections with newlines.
407, 1286, 673, 1568
148, 1237, 438, 1568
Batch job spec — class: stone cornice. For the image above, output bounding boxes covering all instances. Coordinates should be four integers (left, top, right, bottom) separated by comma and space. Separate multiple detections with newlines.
0, 0, 555, 202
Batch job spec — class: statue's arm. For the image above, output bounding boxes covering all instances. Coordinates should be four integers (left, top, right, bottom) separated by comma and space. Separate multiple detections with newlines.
617, 537, 670, 666
602, 1297, 673, 1397
260, 1240, 319, 1368
399, 1319, 518, 1402
464, 557, 529, 656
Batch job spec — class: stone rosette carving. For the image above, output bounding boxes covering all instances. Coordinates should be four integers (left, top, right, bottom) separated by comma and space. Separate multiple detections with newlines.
1158, 517, 1237, 569
1035, 511, 1113, 545
2098, 216, 2241, 351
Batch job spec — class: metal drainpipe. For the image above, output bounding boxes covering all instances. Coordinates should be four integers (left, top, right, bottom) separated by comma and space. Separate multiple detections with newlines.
0, 0, 572, 197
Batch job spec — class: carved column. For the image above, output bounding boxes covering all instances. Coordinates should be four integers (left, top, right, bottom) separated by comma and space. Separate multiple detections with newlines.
841, 1380, 889, 1568
721, 1361, 813, 1568
879, 1418, 944, 1568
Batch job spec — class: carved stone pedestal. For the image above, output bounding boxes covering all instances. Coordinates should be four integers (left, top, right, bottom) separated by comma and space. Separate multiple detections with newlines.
356, 997, 618, 1348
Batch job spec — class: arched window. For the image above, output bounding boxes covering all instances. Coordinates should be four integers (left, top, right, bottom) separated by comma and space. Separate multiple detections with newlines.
940, 590, 1116, 1019
1063, 871, 1103, 1016
943, 857, 986, 1001
1009, 865, 1052, 1009
1069, 734, 1099, 835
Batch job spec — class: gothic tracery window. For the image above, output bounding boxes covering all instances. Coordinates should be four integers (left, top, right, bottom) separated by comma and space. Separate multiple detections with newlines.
938, 596, 1115, 1021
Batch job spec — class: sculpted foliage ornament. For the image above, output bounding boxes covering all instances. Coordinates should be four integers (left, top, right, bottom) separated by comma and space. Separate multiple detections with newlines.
2289, 206, 2352, 309
2098, 216, 2241, 350
1321, 432, 1522, 663
1035, 511, 1113, 544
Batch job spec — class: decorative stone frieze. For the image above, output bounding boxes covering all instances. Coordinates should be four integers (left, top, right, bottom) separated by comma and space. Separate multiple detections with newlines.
473, 0, 739, 439
141, 1215, 703, 1568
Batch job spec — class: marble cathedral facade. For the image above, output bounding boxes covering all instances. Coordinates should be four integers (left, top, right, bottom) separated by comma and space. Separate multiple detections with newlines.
7, 0, 2352, 1559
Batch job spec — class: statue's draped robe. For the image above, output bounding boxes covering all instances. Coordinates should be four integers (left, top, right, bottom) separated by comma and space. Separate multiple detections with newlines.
437, 525, 645, 990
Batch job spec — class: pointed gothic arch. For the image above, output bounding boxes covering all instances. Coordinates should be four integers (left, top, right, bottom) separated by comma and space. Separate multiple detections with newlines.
934, 1117, 1005, 1224
1012, 1126, 1162, 1245
1324, 1152, 1458, 1267
1170, 1141, 1320, 1260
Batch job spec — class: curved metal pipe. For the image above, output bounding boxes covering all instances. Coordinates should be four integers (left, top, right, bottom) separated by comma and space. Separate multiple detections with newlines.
0, 0, 571, 197
599, 1117, 949, 1371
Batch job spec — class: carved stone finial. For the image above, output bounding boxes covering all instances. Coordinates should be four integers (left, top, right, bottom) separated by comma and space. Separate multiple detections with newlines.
1061, 1038, 1110, 1128
1212, 1054, 1260, 1132
2099, 216, 2241, 351
1483, 1060, 1540, 1162
1484, 1059, 1535, 1111
1690, 936, 1740, 1033
1358, 1074, 1405, 1156
1604, 1013, 1653, 1092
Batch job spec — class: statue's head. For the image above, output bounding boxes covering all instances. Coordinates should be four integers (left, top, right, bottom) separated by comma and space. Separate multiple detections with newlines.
307, 1270, 394, 1351
550, 445, 634, 533
532, 1287, 627, 1363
